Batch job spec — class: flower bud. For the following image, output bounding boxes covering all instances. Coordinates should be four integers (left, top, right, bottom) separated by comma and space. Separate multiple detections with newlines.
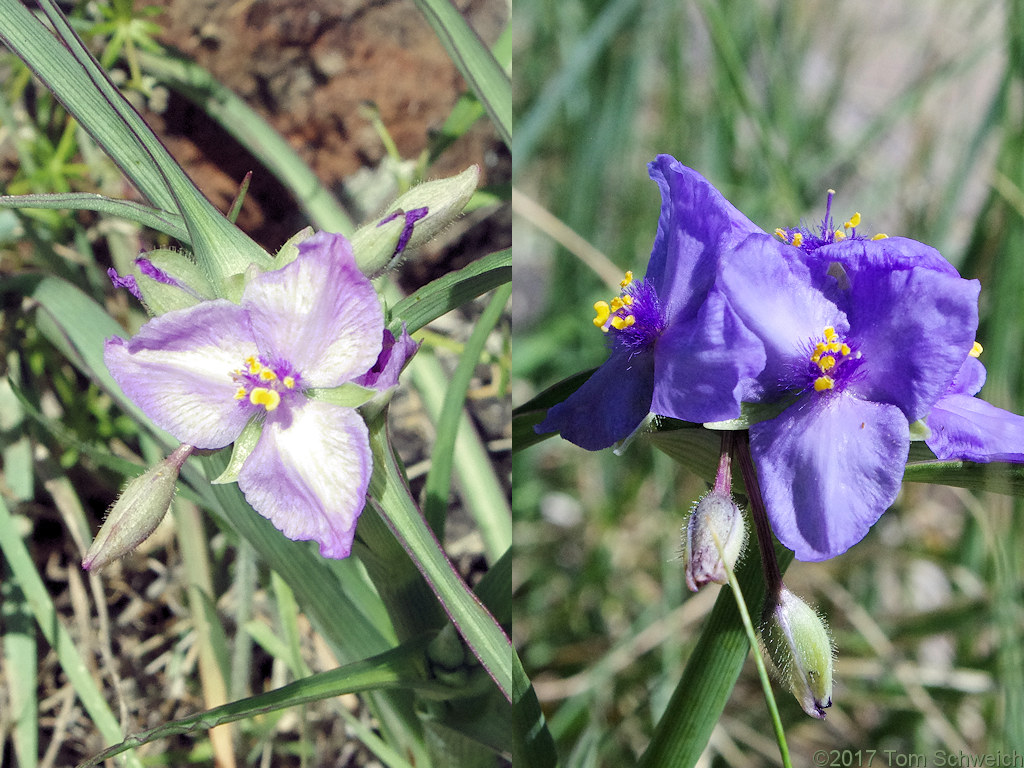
351, 165, 479, 275
131, 250, 216, 315
683, 489, 747, 591
759, 586, 834, 719
82, 444, 194, 571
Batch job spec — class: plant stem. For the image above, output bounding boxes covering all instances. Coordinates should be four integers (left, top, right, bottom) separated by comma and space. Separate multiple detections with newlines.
735, 432, 784, 609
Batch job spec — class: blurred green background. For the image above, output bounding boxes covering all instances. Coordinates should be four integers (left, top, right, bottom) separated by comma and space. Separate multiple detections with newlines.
513, 0, 1024, 765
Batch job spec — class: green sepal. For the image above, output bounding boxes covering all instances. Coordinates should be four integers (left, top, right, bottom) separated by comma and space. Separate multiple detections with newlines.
350, 215, 408, 277
908, 418, 932, 441
703, 396, 800, 430
211, 417, 263, 485
305, 383, 378, 408
274, 226, 315, 269
134, 249, 217, 315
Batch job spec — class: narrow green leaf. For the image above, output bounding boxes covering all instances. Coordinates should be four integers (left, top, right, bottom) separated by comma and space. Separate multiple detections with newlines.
2, 0, 272, 275
388, 248, 511, 334
1, 569, 38, 768
422, 284, 512, 559
0, 193, 189, 242
410, 352, 513, 564
78, 639, 446, 766
411, 0, 511, 146
638, 545, 794, 768
368, 420, 515, 701
0, 0, 176, 211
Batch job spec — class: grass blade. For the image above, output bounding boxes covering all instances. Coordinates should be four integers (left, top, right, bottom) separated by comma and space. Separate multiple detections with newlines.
0, 192, 189, 242
410, 0, 510, 146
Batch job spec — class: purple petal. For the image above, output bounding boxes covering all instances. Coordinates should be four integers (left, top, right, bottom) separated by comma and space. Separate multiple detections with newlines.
811, 236, 960, 276
238, 399, 371, 559
104, 301, 257, 448
108, 267, 142, 300
839, 261, 979, 420
535, 347, 654, 450
644, 156, 762, 322
926, 393, 1024, 462
751, 395, 909, 561
944, 355, 986, 397
243, 232, 383, 388
378, 207, 429, 258
718, 236, 846, 396
353, 326, 419, 392
651, 288, 766, 423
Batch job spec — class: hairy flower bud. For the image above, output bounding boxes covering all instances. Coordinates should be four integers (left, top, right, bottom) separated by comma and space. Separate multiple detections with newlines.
82, 444, 194, 571
683, 489, 747, 591
351, 165, 479, 275
759, 586, 834, 719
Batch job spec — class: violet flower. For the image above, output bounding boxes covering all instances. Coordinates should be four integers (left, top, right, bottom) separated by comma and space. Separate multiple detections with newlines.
535, 155, 766, 449
721, 228, 980, 561
104, 231, 416, 558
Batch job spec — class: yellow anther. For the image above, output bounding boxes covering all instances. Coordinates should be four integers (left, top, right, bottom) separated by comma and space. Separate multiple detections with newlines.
814, 376, 835, 392
246, 356, 261, 375
871, 233, 888, 240
593, 301, 611, 328
249, 387, 281, 411
610, 315, 635, 330
823, 327, 836, 341
283, 375, 296, 389
234, 387, 247, 400
840, 343, 851, 356
844, 212, 861, 229
971, 341, 983, 358
791, 232, 804, 248
775, 228, 787, 240
259, 368, 278, 381
834, 230, 846, 241
619, 271, 634, 289
818, 355, 836, 372
610, 297, 625, 312
621, 294, 634, 306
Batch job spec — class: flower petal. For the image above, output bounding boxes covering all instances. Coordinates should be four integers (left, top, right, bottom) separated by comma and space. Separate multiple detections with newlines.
945, 355, 986, 397
926, 393, 1024, 462
812, 236, 960, 276
719, 236, 846, 396
534, 347, 654, 451
238, 400, 371, 559
243, 232, 383, 387
751, 394, 909, 561
353, 326, 419, 392
839, 261, 979, 420
644, 156, 762, 323
651, 288, 766, 423
104, 300, 256, 448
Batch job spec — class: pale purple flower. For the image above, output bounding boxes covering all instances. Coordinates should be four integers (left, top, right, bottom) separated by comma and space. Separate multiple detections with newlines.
104, 232, 416, 558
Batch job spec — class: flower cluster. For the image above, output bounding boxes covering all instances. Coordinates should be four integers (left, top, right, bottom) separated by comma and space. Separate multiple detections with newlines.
539, 155, 1024, 561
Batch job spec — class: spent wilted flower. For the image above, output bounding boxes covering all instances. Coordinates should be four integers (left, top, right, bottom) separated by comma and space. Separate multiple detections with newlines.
104, 232, 416, 558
